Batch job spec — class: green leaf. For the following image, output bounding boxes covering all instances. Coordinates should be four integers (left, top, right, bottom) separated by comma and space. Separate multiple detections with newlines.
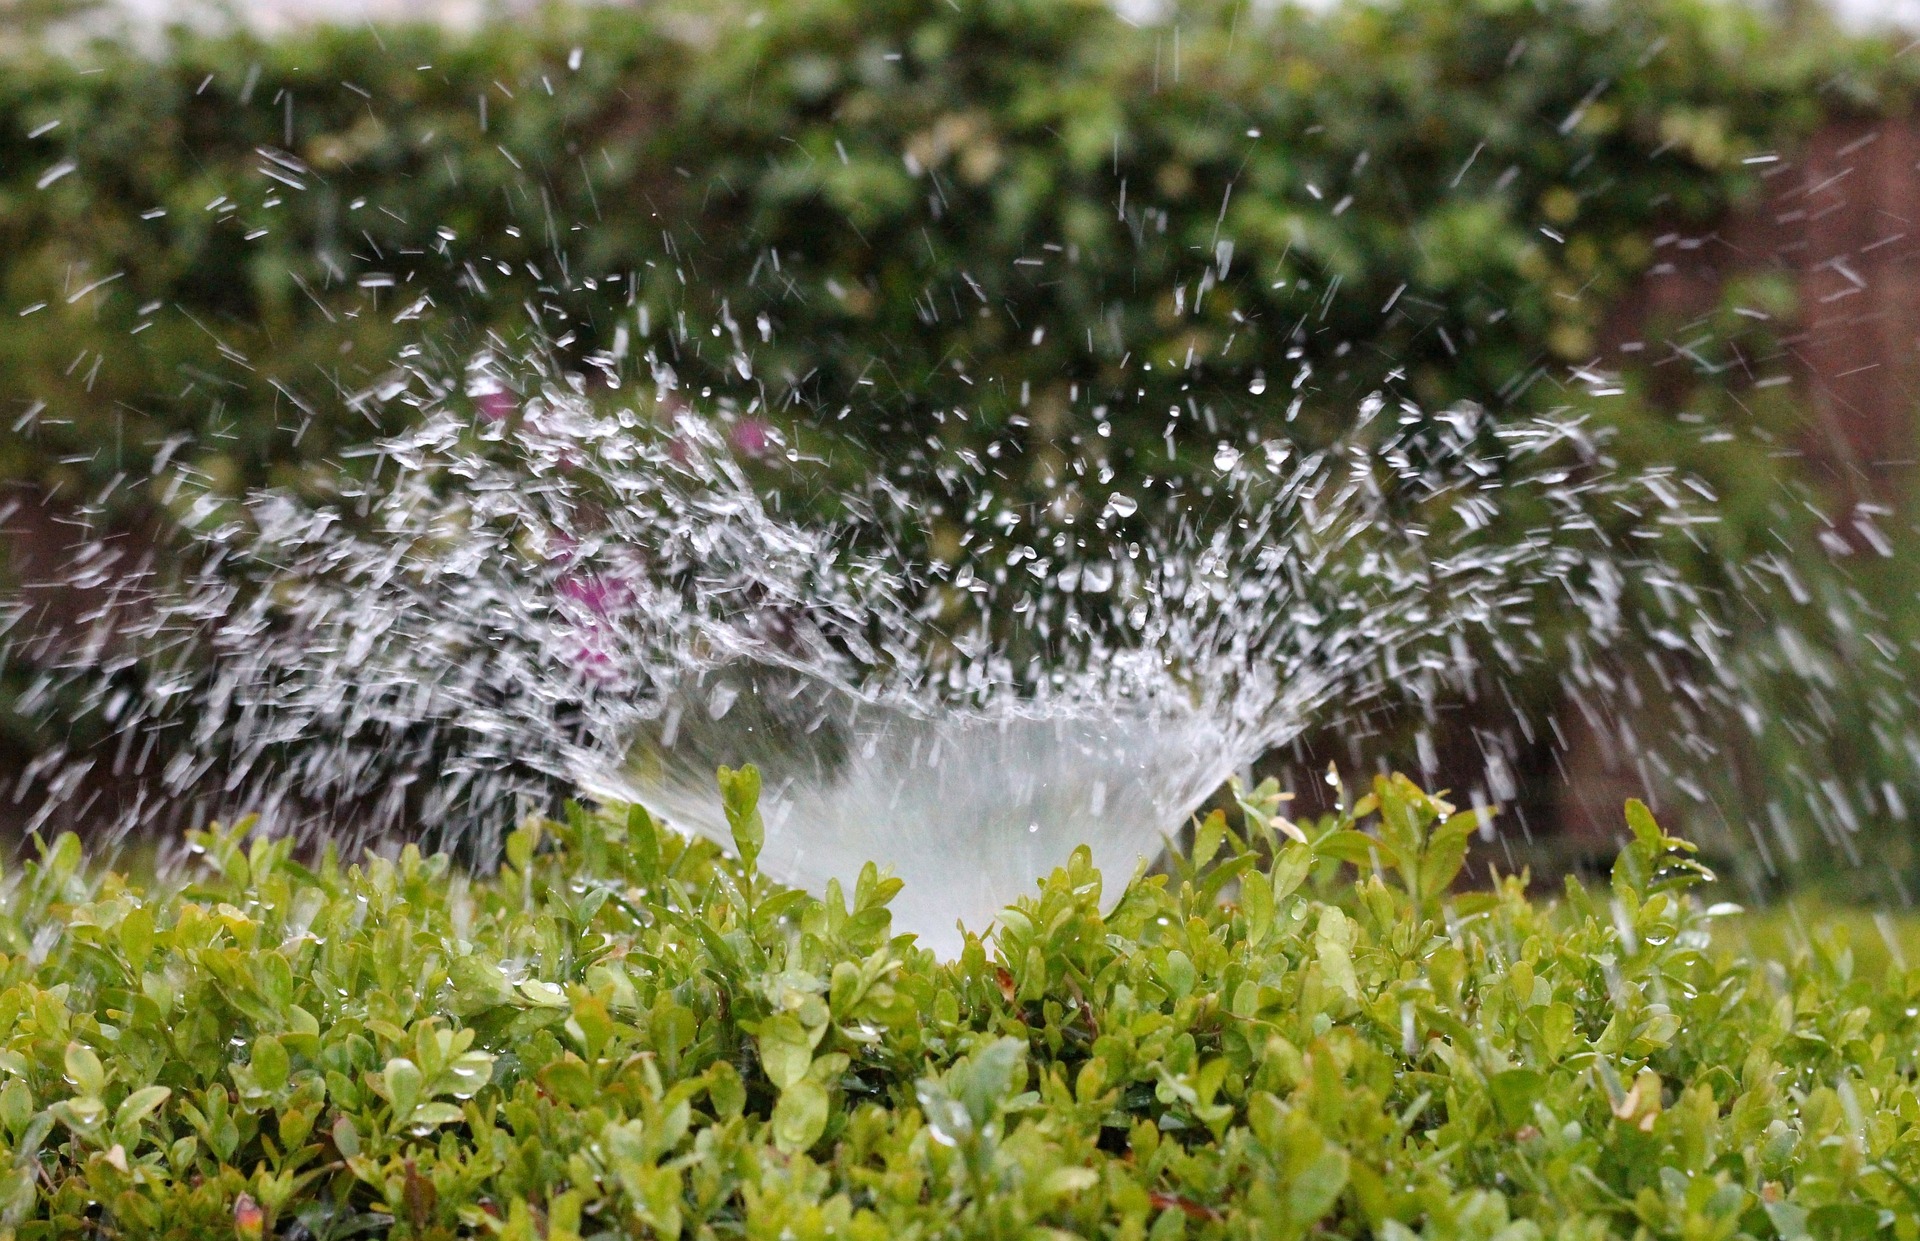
51, 1096, 106, 1138
407, 1102, 466, 1129
706, 1061, 746, 1121
1270, 843, 1313, 902
1373, 773, 1427, 859
1623, 799, 1663, 849
383, 1058, 423, 1119
954, 1037, 1027, 1128
627, 802, 661, 878
1807, 1203, 1877, 1240
505, 822, 541, 872
331, 1115, 362, 1159
568, 995, 616, 1061
828, 960, 862, 1015
1420, 811, 1481, 908
1314, 830, 1379, 866
1313, 907, 1359, 1001
1287, 1147, 1350, 1226
655, 1002, 699, 1065
1537, 1002, 1577, 1061
0, 1166, 34, 1225
1764, 1200, 1810, 1240
518, 978, 570, 1008
1242, 857, 1274, 940
278, 1098, 320, 1150
539, 1055, 598, 1107
119, 905, 155, 966
757, 1014, 815, 1091
771, 1079, 829, 1153
1159, 949, 1197, 1000
449, 955, 517, 1012
717, 765, 765, 868
249, 1035, 290, 1093
115, 1085, 171, 1133
443, 1051, 495, 1100
1199, 854, 1257, 906
1486, 1068, 1545, 1130
755, 887, 812, 929
0, 1080, 32, 1139
1192, 809, 1226, 870
63, 1043, 105, 1099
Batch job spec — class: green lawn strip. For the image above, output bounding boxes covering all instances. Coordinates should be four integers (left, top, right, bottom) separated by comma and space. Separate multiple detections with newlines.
1715, 901, 1920, 984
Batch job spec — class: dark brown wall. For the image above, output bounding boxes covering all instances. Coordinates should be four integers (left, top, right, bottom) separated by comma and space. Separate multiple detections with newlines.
1604, 118, 1920, 499
1550, 116, 1920, 855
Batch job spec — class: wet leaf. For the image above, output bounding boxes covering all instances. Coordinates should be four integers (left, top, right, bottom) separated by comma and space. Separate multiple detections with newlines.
771, 1079, 829, 1153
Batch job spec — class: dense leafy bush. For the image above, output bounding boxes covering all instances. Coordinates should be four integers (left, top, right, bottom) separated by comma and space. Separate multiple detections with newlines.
0, 0, 1906, 511
2, 770, 1918, 1238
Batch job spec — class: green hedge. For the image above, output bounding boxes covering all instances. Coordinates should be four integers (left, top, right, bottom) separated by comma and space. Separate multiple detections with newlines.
2, 771, 1918, 1238
0, 0, 1905, 515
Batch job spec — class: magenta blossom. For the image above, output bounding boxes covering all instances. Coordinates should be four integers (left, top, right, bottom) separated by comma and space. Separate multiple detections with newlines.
729, 417, 772, 457
563, 642, 623, 684
556, 573, 634, 619
556, 572, 636, 684
473, 388, 518, 422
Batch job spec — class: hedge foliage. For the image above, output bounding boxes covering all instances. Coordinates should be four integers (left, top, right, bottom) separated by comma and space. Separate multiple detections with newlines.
2, 771, 1920, 1238
0, 0, 1910, 520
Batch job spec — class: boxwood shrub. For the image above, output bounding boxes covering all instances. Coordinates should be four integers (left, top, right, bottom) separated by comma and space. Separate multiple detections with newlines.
1, 769, 1916, 1239
7, 0, 1920, 896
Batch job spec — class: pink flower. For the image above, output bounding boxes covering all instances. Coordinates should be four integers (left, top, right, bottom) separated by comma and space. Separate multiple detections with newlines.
556, 573, 635, 684
473, 388, 518, 421
729, 417, 771, 457
564, 643, 622, 683
557, 573, 633, 619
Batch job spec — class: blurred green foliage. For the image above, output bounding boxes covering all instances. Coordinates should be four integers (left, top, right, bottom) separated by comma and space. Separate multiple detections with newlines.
0, 0, 1906, 511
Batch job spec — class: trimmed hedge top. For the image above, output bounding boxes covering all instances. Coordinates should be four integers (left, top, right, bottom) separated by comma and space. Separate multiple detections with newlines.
0, 772, 1916, 1239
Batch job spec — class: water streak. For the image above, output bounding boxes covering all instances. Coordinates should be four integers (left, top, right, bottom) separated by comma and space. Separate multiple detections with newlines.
2, 341, 1714, 949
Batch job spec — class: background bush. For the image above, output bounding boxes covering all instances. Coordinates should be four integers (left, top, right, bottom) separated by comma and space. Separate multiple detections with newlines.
4, 0, 1898, 497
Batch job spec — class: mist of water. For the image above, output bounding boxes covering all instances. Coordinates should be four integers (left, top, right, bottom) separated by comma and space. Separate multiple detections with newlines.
6, 9, 1917, 948
2, 325, 1738, 951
